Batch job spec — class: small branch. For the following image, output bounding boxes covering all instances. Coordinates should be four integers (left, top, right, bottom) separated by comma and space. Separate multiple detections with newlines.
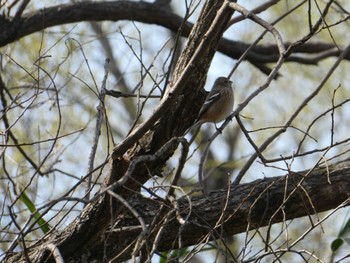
228, 2, 286, 54
115, 137, 181, 188
226, 0, 281, 28
13, 0, 30, 23
85, 59, 110, 201
167, 137, 189, 196
45, 244, 64, 263
236, 115, 266, 162
106, 190, 148, 261
106, 89, 160, 99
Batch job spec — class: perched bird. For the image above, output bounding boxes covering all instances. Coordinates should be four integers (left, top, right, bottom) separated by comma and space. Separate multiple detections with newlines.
189, 77, 234, 193
195, 76, 234, 126
185, 76, 234, 136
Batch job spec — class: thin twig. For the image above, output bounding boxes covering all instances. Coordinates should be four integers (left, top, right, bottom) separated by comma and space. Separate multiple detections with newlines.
106, 89, 160, 99
226, 0, 281, 28
235, 44, 350, 184
106, 190, 148, 262
85, 59, 110, 202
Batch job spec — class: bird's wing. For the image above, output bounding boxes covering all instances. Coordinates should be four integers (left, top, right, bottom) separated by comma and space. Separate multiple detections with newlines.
197, 91, 221, 119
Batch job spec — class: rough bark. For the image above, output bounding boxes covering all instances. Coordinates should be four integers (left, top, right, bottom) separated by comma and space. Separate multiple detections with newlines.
5, 159, 350, 262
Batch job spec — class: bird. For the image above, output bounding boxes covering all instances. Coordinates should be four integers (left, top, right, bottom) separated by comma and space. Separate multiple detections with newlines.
195, 76, 234, 125
189, 77, 234, 193
185, 77, 234, 135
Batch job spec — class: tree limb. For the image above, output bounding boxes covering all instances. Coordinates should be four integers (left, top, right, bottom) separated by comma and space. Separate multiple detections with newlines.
0, 1, 346, 72
5, 158, 350, 262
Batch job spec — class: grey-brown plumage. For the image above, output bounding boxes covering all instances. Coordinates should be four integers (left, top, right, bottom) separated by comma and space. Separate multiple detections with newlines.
195, 76, 234, 124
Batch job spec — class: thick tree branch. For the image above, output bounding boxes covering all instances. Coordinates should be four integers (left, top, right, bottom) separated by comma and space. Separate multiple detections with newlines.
0, 1, 346, 70
0, 1, 184, 47
5, 158, 350, 262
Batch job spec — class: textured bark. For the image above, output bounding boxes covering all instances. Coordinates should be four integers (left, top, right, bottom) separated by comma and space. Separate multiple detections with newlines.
93, 159, 350, 259
5, 159, 350, 262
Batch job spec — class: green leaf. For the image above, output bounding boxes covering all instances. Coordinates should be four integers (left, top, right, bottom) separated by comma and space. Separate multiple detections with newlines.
331, 238, 344, 252
19, 192, 50, 234
330, 218, 350, 252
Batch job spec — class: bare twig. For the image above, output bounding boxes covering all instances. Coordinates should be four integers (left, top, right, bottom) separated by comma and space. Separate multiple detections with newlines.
226, 0, 281, 28
106, 190, 148, 262
85, 59, 109, 201
228, 2, 286, 54
106, 89, 160, 99
235, 43, 350, 184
